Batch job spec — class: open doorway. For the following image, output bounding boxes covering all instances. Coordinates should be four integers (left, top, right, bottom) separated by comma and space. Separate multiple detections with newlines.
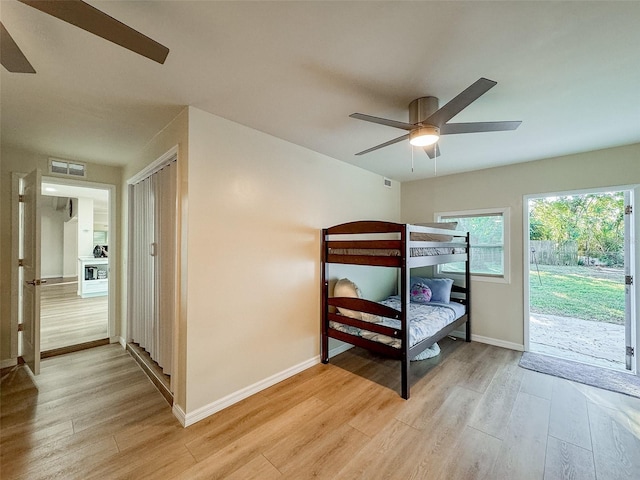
38, 181, 111, 355
14, 170, 116, 365
525, 188, 635, 372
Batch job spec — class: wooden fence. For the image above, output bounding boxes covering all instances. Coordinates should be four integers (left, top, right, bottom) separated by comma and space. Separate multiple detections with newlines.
530, 240, 578, 266
530, 240, 623, 266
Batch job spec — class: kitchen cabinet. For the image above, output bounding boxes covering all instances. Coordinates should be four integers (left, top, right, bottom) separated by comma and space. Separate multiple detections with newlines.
78, 256, 108, 298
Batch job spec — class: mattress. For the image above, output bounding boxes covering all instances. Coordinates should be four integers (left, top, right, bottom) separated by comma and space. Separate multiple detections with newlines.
329, 295, 465, 349
329, 246, 466, 257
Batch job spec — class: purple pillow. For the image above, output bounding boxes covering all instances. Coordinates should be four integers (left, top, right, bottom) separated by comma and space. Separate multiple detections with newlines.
411, 277, 454, 303
411, 283, 432, 303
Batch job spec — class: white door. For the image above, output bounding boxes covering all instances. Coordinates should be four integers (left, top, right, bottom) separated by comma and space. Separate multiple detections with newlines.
624, 191, 636, 371
22, 169, 42, 375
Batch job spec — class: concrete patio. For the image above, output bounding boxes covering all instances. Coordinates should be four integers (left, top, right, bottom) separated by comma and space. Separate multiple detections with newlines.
529, 313, 627, 371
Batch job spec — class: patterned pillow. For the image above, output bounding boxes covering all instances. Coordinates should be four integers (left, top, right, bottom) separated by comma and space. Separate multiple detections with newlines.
410, 276, 454, 303
411, 282, 432, 303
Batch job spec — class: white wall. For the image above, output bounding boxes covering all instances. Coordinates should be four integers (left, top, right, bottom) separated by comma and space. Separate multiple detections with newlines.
40, 198, 65, 279
76, 198, 94, 257
184, 107, 400, 414
94, 212, 109, 233
63, 219, 78, 277
41, 196, 104, 279
401, 143, 640, 349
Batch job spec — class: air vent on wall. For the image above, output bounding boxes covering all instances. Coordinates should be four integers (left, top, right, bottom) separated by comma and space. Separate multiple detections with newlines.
384, 178, 392, 188
49, 158, 86, 177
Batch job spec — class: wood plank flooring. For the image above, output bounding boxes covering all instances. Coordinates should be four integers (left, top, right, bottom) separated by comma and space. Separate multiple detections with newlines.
40, 282, 108, 352
1, 339, 639, 479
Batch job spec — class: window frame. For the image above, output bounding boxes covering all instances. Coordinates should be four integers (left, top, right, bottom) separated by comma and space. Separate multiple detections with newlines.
434, 207, 511, 284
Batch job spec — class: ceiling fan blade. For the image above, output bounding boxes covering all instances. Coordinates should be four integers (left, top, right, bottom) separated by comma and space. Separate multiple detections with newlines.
440, 121, 522, 135
424, 78, 497, 127
19, 0, 169, 64
423, 143, 440, 159
1, 22, 36, 73
355, 133, 410, 156
350, 113, 416, 131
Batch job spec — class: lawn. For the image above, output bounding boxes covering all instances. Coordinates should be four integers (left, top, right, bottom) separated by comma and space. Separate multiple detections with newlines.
529, 264, 625, 324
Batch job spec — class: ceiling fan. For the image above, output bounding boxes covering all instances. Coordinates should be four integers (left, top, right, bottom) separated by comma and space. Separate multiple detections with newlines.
1, 0, 169, 74
350, 78, 521, 159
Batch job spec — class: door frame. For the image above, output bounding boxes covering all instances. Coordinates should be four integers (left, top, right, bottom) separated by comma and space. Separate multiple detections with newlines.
126, 145, 179, 393
11, 174, 118, 363
41, 175, 118, 345
523, 184, 639, 375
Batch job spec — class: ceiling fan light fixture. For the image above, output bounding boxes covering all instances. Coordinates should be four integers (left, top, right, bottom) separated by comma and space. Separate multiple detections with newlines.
409, 126, 440, 147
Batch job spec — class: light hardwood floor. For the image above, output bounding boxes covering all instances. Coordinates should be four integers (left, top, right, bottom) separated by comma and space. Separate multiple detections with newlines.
1, 339, 639, 479
40, 282, 108, 352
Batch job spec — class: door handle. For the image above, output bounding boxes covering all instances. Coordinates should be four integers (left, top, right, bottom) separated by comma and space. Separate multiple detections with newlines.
26, 279, 47, 286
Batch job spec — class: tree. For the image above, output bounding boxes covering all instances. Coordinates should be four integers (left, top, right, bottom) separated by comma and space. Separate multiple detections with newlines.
529, 192, 624, 266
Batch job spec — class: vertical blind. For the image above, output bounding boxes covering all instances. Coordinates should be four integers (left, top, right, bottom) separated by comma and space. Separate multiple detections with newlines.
129, 160, 176, 376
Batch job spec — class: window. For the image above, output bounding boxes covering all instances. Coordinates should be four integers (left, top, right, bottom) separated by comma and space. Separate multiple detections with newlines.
436, 207, 510, 283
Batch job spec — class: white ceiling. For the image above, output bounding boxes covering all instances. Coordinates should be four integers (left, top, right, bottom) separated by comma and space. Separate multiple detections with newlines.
41, 181, 109, 213
2, 1, 639, 182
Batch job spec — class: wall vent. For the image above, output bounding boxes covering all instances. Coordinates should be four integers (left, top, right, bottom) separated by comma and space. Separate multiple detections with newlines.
49, 158, 86, 177
383, 178, 392, 188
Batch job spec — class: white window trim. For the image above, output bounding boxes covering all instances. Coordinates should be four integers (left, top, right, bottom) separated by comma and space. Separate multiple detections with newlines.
434, 206, 511, 284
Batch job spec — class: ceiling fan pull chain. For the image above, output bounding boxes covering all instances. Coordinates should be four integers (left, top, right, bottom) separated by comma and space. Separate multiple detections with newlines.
434, 155, 437, 177
411, 146, 415, 173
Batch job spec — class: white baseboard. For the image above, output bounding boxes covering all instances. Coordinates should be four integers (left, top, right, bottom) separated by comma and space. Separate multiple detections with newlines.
449, 330, 524, 351
172, 403, 187, 427
182, 355, 321, 427
117, 337, 126, 348
1, 358, 18, 369
180, 342, 359, 427
175, 333, 523, 428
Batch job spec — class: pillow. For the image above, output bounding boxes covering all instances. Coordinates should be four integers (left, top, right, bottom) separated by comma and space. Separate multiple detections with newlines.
411, 276, 454, 304
333, 278, 362, 319
412, 221, 459, 242
410, 282, 432, 303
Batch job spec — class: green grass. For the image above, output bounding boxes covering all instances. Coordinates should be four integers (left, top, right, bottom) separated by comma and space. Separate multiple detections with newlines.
529, 265, 625, 324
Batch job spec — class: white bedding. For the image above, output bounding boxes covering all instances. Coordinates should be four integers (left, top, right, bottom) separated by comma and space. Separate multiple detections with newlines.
329, 295, 465, 349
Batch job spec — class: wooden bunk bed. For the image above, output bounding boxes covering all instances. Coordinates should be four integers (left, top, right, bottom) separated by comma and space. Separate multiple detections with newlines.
321, 220, 471, 399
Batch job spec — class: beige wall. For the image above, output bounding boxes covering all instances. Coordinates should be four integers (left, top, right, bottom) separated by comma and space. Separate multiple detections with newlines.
401, 143, 640, 348
7, 99, 635, 422
184, 107, 400, 413
0, 146, 122, 363
120, 106, 399, 416
5, 108, 636, 421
